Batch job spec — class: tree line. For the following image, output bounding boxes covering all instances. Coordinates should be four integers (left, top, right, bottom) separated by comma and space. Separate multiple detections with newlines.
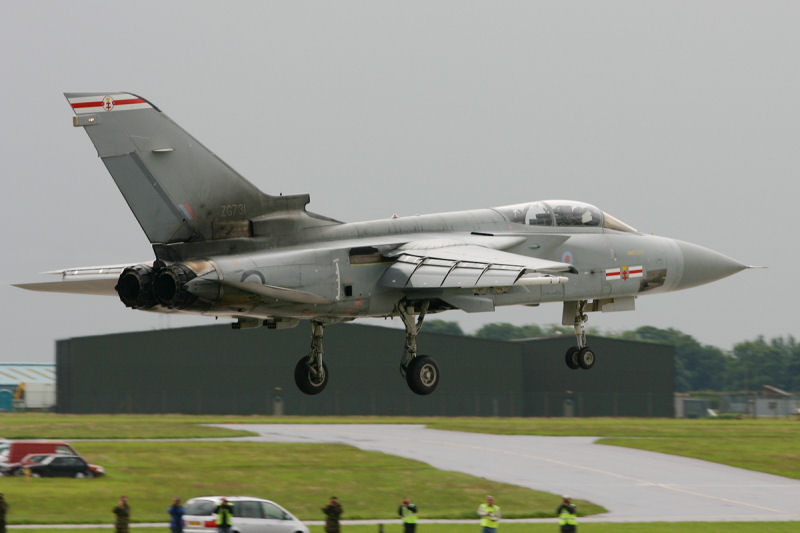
423, 320, 800, 392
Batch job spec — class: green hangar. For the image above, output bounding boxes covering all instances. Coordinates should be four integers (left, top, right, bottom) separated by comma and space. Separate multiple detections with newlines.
56, 323, 674, 417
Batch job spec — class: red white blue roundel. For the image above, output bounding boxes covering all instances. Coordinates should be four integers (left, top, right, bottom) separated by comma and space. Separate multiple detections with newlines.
561, 251, 573, 264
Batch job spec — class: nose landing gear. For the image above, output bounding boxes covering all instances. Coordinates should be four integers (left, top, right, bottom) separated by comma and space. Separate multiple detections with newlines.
294, 320, 329, 394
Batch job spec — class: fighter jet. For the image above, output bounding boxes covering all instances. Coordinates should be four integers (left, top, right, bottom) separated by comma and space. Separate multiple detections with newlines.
16, 92, 752, 395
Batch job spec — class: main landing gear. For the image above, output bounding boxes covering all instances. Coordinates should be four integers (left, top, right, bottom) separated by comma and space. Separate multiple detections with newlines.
398, 301, 440, 395
293, 303, 441, 396
564, 300, 596, 371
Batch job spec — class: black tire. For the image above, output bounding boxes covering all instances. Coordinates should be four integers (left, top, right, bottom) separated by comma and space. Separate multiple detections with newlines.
294, 357, 329, 395
406, 355, 440, 395
565, 347, 580, 369
577, 347, 596, 369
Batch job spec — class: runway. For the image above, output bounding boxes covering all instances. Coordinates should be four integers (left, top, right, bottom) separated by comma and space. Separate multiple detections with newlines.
215, 424, 800, 522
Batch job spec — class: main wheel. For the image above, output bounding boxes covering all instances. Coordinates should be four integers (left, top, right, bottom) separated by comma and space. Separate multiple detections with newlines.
294, 357, 329, 395
577, 347, 596, 369
564, 347, 580, 370
406, 355, 440, 395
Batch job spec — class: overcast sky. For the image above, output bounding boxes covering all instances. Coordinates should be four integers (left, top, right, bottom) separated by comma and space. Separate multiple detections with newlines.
1, 2, 797, 363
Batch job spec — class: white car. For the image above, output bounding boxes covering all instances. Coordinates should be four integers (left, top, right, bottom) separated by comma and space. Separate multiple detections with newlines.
183, 496, 309, 533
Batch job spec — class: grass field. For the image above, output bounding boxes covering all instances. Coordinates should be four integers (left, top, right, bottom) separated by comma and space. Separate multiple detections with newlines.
12, 523, 800, 533
2, 414, 797, 479
0, 441, 604, 523
1, 413, 798, 525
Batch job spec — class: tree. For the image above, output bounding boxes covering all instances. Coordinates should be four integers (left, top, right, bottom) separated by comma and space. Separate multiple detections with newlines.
725, 336, 796, 391
474, 322, 546, 340
423, 320, 465, 336
619, 326, 726, 392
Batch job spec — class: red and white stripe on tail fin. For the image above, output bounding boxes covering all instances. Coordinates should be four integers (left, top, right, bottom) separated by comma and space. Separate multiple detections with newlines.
67, 93, 152, 114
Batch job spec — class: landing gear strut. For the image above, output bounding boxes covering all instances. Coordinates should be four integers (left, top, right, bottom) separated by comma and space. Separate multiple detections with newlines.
294, 320, 329, 394
564, 300, 596, 370
398, 301, 439, 395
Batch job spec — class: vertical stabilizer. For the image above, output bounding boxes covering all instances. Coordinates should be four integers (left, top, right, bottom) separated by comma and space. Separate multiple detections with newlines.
65, 92, 296, 244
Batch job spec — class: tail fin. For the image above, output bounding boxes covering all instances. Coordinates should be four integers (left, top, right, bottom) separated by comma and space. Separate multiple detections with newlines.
65, 92, 311, 244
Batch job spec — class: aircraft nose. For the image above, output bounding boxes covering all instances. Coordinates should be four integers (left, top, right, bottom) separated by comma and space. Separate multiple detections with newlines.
674, 240, 747, 290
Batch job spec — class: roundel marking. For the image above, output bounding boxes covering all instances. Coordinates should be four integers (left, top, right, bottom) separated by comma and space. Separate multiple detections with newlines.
241, 270, 266, 284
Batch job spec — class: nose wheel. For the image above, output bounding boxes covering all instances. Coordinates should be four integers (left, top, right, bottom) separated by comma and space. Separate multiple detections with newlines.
564, 301, 597, 370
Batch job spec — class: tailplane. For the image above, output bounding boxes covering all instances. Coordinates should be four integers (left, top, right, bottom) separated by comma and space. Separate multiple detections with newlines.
66, 92, 323, 244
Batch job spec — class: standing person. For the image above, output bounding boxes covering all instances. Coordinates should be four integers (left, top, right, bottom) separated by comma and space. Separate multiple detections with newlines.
322, 496, 343, 533
168, 497, 185, 533
0, 493, 8, 533
112, 496, 130, 533
477, 495, 500, 533
397, 497, 418, 533
214, 498, 234, 533
556, 496, 577, 533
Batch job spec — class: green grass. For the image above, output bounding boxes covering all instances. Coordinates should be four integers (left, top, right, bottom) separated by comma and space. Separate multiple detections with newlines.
598, 436, 800, 480
3, 414, 800, 479
11, 523, 800, 533
423, 416, 800, 438
0, 414, 432, 439
0, 441, 604, 524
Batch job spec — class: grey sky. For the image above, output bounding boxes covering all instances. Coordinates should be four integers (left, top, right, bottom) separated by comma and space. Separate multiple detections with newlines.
1, 2, 797, 363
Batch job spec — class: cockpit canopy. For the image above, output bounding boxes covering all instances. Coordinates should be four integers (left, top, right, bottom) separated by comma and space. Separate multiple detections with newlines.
496, 200, 638, 233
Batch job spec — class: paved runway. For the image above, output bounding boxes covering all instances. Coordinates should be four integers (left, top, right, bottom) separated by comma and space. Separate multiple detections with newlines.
216, 424, 800, 522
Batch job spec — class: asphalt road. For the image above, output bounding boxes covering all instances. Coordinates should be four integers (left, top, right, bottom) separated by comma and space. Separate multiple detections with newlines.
215, 424, 800, 523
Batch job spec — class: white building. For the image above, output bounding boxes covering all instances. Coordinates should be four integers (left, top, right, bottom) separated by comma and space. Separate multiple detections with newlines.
0, 363, 56, 411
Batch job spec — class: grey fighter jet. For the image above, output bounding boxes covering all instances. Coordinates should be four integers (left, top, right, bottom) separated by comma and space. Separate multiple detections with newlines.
16, 92, 752, 395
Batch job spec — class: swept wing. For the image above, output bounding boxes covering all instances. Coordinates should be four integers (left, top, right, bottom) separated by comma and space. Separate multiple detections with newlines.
379, 241, 576, 290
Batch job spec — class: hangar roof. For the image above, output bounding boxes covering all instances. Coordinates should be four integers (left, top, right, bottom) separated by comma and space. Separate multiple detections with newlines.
0, 363, 56, 385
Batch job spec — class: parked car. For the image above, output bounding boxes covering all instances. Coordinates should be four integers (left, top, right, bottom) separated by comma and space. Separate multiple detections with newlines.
2, 453, 105, 477
0, 440, 80, 465
20, 454, 96, 478
183, 496, 309, 533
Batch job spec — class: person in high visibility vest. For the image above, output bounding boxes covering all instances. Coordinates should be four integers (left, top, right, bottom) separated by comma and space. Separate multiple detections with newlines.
214, 497, 234, 533
397, 497, 418, 533
477, 495, 501, 533
556, 495, 578, 533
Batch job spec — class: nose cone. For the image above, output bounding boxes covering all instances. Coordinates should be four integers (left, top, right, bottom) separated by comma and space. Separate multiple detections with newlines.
675, 240, 747, 290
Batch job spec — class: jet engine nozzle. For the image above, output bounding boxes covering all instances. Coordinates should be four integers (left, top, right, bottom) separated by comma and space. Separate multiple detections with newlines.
153, 263, 198, 309
115, 265, 157, 309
